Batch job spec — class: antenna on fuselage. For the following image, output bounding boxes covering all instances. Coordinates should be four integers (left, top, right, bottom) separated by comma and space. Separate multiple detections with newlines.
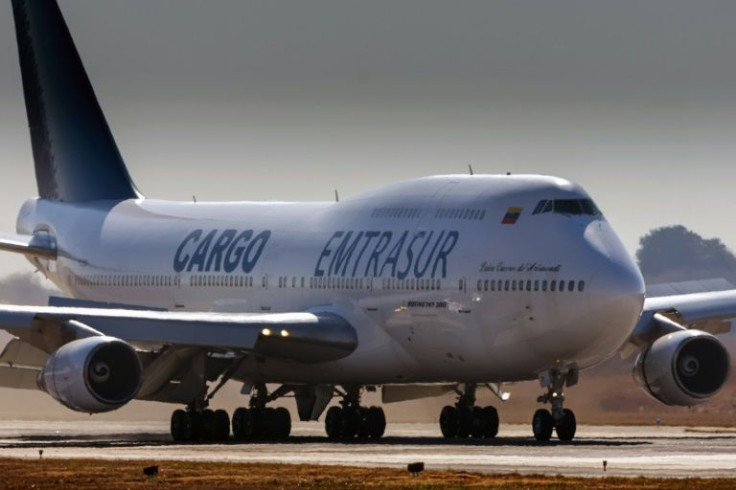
334, 189, 339, 202
468, 164, 474, 175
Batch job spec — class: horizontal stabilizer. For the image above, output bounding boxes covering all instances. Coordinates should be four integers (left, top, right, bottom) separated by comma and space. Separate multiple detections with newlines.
0, 232, 56, 258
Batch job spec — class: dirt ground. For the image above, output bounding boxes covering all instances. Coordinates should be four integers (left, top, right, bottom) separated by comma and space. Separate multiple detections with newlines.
0, 458, 734, 490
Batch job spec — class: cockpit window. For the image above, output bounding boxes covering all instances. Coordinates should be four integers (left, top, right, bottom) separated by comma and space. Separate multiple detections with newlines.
554, 200, 583, 215
532, 199, 602, 217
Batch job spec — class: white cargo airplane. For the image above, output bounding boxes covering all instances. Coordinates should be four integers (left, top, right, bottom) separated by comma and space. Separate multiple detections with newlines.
0, 0, 733, 443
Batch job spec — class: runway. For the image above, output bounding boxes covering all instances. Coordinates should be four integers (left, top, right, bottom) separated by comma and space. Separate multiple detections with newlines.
0, 420, 734, 478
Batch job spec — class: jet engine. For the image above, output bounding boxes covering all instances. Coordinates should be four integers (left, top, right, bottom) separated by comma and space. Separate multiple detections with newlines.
633, 329, 730, 406
37, 336, 142, 413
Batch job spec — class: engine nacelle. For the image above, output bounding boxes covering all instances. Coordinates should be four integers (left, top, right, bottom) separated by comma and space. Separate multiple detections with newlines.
633, 329, 730, 406
37, 336, 142, 413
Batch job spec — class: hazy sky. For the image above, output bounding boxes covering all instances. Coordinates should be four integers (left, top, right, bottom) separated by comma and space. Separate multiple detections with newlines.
1, 1, 736, 277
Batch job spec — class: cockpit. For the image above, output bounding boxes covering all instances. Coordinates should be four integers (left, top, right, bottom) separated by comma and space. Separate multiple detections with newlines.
532, 199, 602, 217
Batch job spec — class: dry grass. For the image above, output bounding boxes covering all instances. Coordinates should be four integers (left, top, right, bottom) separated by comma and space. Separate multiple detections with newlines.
0, 458, 734, 489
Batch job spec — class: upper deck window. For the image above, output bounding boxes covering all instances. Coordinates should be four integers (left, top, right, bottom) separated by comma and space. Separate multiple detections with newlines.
532, 199, 602, 217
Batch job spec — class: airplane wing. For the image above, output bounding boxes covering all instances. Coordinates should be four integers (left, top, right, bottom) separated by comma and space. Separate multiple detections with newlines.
0, 303, 357, 364
621, 289, 736, 357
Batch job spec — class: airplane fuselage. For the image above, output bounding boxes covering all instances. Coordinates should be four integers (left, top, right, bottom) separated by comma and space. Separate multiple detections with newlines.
16, 174, 645, 387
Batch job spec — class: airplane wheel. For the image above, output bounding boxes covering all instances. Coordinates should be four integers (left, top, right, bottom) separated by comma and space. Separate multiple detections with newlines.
366, 406, 386, 439
470, 406, 484, 438
532, 409, 554, 441
273, 407, 292, 439
188, 410, 204, 441
325, 406, 343, 439
341, 407, 360, 439
201, 409, 216, 440
214, 409, 230, 441
260, 408, 278, 439
170, 409, 188, 441
480, 406, 499, 438
456, 406, 474, 438
356, 407, 370, 439
232, 407, 251, 440
555, 409, 576, 441
439, 405, 458, 438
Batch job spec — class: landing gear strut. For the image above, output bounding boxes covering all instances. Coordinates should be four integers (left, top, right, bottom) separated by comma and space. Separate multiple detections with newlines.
324, 386, 386, 440
232, 383, 292, 441
533, 369, 577, 442
438, 383, 499, 439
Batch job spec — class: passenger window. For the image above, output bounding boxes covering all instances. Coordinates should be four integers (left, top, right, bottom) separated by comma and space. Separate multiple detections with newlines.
568, 280, 575, 292
550, 280, 556, 292
526, 280, 532, 291
578, 280, 585, 292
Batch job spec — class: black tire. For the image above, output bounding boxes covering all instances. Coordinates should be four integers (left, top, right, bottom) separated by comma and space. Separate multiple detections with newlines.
250, 408, 266, 439
325, 406, 343, 439
470, 406, 484, 438
188, 410, 203, 441
555, 409, 576, 442
261, 408, 277, 439
341, 407, 360, 439
457, 406, 474, 438
356, 407, 370, 439
231, 407, 249, 440
214, 409, 230, 441
366, 406, 386, 439
170, 409, 187, 442
201, 409, 216, 440
439, 405, 458, 438
273, 407, 292, 439
532, 409, 554, 441
480, 406, 499, 439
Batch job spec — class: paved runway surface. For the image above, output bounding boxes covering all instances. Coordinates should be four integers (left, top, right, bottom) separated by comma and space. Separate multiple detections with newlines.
0, 420, 734, 477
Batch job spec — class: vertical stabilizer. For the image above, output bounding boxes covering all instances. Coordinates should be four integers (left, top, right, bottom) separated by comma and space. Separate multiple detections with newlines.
12, 0, 140, 202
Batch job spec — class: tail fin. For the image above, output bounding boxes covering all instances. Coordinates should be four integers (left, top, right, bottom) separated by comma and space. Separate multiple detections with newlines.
12, 0, 140, 202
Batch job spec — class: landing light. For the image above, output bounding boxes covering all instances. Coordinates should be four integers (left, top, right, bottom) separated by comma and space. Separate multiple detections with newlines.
261, 328, 272, 336
280, 329, 290, 337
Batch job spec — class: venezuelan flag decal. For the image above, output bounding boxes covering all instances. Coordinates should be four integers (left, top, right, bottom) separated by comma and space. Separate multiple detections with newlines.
501, 207, 522, 224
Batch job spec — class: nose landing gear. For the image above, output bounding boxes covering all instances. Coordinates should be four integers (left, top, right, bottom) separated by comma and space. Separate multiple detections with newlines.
533, 369, 578, 442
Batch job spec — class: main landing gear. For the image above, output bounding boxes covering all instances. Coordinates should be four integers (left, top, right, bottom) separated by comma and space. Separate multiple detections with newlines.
232, 383, 292, 441
532, 369, 577, 442
324, 386, 386, 440
438, 383, 499, 439
170, 383, 292, 442
170, 406, 230, 442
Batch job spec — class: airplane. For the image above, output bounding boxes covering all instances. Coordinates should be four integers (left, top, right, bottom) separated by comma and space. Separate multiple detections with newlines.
0, 0, 732, 443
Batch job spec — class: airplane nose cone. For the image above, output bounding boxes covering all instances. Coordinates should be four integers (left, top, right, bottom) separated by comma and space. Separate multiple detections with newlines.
582, 222, 646, 360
